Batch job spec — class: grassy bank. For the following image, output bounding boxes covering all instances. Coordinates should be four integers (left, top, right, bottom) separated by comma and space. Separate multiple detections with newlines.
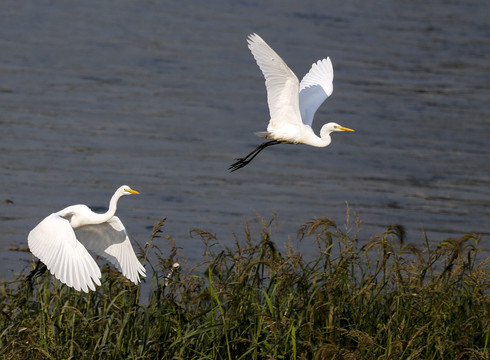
1, 215, 488, 359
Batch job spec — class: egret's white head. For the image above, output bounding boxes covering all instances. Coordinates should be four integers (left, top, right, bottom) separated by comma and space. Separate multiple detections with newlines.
320, 122, 355, 138
119, 185, 139, 196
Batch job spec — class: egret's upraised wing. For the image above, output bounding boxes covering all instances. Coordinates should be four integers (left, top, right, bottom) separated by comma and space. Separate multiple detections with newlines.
247, 33, 302, 127
299, 58, 334, 127
28, 214, 102, 293
75, 216, 146, 285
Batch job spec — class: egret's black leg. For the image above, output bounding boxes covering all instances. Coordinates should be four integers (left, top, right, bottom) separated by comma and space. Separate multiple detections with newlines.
229, 140, 282, 172
26, 259, 47, 284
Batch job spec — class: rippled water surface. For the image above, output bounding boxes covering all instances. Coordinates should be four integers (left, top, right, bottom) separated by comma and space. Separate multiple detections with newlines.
1, 0, 489, 277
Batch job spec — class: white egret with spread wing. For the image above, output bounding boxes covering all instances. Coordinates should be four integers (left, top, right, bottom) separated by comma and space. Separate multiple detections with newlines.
229, 33, 354, 172
27, 185, 146, 292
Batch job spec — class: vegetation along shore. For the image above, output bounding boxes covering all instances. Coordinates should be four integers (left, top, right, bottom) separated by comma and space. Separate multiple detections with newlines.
1, 214, 488, 359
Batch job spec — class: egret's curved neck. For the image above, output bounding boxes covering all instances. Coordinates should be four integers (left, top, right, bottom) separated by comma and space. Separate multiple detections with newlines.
310, 134, 331, 147
301, 126, 331, 147
318, 126, 334, 147
305, 132, 331, 147
92, 191, 122, 224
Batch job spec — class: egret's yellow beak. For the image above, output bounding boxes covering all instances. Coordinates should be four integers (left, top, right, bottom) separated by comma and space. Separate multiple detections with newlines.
127, 188, 139, 195
337, 126, 355, 132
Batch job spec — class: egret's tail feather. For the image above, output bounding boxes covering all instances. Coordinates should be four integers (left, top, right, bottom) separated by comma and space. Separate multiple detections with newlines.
254, 131, 270, 138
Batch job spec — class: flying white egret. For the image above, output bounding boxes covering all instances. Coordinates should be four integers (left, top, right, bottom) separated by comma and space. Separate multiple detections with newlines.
229, 33, 354, 172
27, 185, 146, 292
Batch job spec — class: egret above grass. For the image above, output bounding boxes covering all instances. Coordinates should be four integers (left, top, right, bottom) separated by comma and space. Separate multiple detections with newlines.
229, 33, 354, 172
27, 185, 146, 292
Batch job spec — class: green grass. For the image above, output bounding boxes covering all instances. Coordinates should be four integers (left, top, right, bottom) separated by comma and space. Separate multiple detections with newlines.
1, 214, 488, 359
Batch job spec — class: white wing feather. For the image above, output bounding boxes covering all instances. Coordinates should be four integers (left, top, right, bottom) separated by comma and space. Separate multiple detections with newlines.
247, 33, 303, 127
299, 58, 334, 126
28, 214, 102, 293
75, 216, 146, 285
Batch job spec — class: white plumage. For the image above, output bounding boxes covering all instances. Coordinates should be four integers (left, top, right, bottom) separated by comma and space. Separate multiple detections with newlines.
229, 33, 353, 172
28, 185, 145, 292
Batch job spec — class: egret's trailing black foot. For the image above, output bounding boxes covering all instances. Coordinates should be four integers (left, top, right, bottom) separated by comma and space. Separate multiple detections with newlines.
228, 140, 282, 172
26, 259, 47, 288
229, 158, 251, 172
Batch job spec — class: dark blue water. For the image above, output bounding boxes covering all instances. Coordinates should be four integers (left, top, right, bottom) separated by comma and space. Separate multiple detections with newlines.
1, 0, 489, 279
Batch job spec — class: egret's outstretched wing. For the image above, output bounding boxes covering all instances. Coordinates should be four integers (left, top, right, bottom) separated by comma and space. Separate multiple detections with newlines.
247, 33, 302, 127
75, 216, 146, 285
28, 214, 102, 293
299, 58, 334, 126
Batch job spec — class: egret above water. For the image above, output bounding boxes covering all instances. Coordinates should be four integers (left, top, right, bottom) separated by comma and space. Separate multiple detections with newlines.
27, 185, 146, 292
229, 33, 354, 172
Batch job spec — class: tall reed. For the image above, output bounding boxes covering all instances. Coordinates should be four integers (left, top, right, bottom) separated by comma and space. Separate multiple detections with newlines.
1, 215, 488, 359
